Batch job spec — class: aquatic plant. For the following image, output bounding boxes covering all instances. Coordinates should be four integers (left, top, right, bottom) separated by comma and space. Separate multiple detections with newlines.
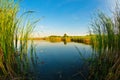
89, 2, 120, 80
0, 0, 39, 79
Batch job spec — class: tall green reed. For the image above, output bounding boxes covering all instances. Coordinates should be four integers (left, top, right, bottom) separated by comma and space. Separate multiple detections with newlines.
89, 3, 120, 80
0, 0, 39, 79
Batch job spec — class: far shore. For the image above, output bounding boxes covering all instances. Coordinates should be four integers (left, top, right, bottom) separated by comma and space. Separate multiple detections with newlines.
26, 35, 92, 44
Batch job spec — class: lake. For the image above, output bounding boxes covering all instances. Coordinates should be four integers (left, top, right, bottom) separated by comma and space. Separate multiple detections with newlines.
27, 40, 92, 80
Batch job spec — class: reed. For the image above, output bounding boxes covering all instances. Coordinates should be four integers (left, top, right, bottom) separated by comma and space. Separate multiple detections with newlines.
0, 0, 39, 79
89, 2, 120, 80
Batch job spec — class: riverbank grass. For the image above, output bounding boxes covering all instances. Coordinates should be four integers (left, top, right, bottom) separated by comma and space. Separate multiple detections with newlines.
89, 4, 120, 80
0, 0, 38, 79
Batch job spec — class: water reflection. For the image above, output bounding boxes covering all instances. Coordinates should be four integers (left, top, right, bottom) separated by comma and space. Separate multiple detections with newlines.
28, 40, 92, 80
63, 40, 67, 45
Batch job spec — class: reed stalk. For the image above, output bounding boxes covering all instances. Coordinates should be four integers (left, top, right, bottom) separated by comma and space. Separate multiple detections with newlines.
0, 0, 39, 79
89, 2, 120, 80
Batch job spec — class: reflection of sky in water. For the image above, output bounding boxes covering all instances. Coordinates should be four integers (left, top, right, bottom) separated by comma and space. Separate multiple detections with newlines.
27, 41, 92, 80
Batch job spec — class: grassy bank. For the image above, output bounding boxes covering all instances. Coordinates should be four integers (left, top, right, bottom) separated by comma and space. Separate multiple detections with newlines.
70, 35, 91, 44
89, 3, 120, 80
36, 35, 92, 44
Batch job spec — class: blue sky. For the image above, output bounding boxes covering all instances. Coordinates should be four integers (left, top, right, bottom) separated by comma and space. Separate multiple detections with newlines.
20, 0, 115, 37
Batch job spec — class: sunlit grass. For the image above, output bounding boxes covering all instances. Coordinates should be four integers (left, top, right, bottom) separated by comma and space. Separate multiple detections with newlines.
0, 0, 39, 79
89, 3, 120, 80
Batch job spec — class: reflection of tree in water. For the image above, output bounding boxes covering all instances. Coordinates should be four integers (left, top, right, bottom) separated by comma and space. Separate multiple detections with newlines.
63, 33, 67, 45
63, 40, 67, 45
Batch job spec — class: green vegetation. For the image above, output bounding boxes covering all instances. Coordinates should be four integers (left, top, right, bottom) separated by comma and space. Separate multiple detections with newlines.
43, 34, 91, 44
0, 0, 119, 80
70, 35, 91, 44
0, 0, 38, 79
89, 4, 120, 80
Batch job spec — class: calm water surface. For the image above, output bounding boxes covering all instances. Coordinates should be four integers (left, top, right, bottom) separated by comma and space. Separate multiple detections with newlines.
28, 40, 92, 80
